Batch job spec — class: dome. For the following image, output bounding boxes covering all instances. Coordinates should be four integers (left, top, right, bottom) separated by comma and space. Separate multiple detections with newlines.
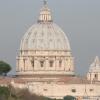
20, 1, 71, 51
16, 1, 74, 76
89, 56, 100, 73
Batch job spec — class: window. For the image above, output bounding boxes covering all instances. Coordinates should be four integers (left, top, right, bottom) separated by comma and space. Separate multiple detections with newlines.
59, 60, 62, 67
90, 89, 94, 92
72, 89, 76, 93
43, 89, 48, 91
31, 59, 34, 68
49, 60, 53, 67
33, 39, 35, 44
47, 81, 51, 84
95, 74, 98, 78
40, 61, 44, 67
23, 59, 26, 71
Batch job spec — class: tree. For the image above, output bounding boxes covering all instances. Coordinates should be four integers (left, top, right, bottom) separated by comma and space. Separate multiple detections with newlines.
0, 86, 55, 100
0, 86, 10, 100
0, 61, 11, 76
13, 88, 48, 100
64, 95, 76, 100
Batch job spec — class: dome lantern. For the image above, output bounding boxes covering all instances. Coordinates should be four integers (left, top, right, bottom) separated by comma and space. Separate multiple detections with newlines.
38, 0, 53, 23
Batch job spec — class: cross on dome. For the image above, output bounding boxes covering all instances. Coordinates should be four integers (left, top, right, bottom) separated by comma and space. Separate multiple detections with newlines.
43, 0, 47, 6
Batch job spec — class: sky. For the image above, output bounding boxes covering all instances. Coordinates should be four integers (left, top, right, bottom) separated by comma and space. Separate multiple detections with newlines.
0, 0, 100, 76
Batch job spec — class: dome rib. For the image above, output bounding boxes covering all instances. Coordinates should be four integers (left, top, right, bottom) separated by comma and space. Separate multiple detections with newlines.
20, 2, 71, 51
20, 23, 71, 51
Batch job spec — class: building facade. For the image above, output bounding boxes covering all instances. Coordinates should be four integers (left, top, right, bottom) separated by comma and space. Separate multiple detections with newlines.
16, 1, 74, 76
0, 1, 100, 100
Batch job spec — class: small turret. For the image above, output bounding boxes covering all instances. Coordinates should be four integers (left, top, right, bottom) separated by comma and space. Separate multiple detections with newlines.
87, 56, 100, 82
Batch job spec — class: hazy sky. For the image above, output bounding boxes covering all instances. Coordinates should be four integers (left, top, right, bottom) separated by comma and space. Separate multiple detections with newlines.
0, 0, 100, 75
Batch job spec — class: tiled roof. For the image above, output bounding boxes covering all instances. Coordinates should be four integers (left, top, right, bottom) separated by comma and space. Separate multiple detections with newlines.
58, 76, 90, 84
0, 75, 96, 85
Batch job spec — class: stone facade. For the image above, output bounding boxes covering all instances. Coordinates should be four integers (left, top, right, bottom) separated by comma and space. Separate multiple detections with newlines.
16, 1, 74, 76
9, 76, 100, 99
1, 1, 99, 100
16, 50, 74, 75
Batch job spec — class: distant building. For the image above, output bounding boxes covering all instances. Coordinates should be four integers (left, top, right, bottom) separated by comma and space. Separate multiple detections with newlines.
87, 56, 100, 82
0, 1, 100, 100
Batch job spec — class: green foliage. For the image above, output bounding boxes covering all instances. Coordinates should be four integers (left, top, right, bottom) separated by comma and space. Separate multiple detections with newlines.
0, 86, 77, 100
64, 95, 76, 100
0, 61, 11, 76
0, 86, 59, 100
0, 86, 10, 100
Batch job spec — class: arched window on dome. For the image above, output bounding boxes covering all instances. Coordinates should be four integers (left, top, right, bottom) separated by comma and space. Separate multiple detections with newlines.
49, 60, 54, 67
